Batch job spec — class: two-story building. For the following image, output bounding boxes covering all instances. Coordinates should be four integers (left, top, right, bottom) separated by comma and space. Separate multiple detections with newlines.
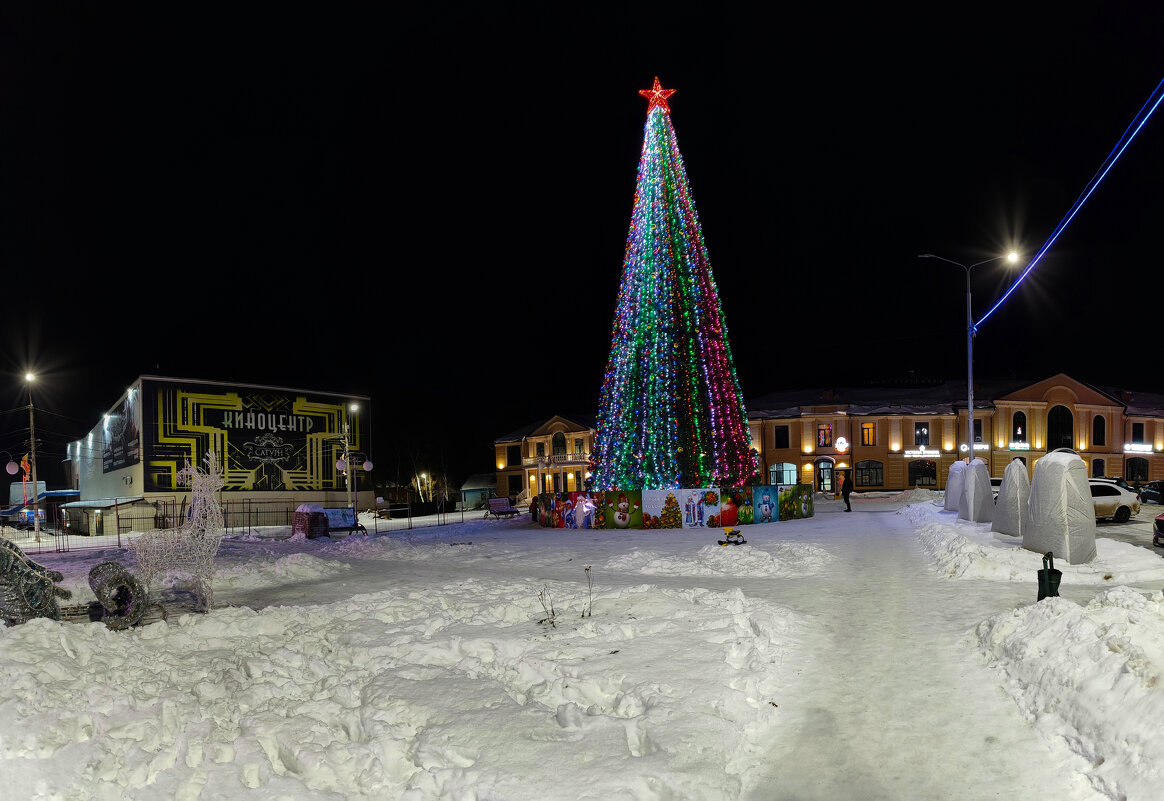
493, 415, 594, 502
496, 375, 1164, 496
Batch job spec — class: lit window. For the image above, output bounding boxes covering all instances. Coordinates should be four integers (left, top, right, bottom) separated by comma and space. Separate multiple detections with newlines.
817, 424, 833, 448
1128, 457, 1149, 482
909, 459, 937, 486
768, 462, 797, 485
855, 460, 883, 486
861, 422, 875, 446
914, 422, 930, 447
1013, 412, 1027, 442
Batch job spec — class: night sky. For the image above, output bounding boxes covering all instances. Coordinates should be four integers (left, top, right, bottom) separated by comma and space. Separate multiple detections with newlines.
3, 5, 1163, 488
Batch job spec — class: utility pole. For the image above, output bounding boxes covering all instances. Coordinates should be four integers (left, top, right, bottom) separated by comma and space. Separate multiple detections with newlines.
27, 374, 40, 542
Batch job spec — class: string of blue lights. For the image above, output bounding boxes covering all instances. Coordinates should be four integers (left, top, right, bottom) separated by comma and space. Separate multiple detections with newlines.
975, 76, 1164, 330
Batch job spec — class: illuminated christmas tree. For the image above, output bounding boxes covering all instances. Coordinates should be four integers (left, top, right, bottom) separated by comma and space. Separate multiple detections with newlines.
593, 78, 755, 491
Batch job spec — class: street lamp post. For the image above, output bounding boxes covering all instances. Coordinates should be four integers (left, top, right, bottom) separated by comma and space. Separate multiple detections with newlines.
334, 425, 372, 524
918, 253, 1018, 460
25, 374, 40, 541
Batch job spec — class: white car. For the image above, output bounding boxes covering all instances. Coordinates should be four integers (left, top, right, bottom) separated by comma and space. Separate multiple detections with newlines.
990, 477, 1003, 500
1089, 480, 1141, 523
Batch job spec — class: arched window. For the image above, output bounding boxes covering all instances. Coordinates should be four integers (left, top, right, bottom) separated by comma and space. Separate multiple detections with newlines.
1092, 416, 1106, 447
552, 433, 567, 456
1127, 457, 1149, 482
1012, 411, 1027, 442
768, 462, 798, 485
908, 460, 937, 487
1047, 405, 1074, 451
855, 460, 883, 487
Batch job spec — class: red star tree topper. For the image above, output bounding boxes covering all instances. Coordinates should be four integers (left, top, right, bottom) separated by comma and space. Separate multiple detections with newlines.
638, 76, 676, 113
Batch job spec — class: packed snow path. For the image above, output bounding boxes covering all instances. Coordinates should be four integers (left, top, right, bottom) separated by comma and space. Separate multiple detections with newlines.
753, 506, 1102, 801
8, 496, 1154, 799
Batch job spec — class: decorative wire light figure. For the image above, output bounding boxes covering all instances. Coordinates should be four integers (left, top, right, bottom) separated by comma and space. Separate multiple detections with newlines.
129, 451, 226, 613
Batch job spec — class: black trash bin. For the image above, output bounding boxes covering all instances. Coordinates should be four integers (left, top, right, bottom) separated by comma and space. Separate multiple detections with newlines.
1037, 551, 1061, 601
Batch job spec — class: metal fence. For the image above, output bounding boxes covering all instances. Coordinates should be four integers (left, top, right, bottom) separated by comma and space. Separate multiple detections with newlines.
3, 500, 481, 557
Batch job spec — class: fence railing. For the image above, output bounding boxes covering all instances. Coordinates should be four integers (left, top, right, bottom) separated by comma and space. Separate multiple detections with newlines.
3, 499, 483, 556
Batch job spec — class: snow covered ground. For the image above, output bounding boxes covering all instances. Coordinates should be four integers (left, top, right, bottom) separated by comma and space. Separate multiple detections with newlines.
2, 492, 1164, 800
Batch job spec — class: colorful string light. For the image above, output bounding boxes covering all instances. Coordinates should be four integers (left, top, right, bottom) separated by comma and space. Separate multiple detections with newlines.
592, 79, 756, 491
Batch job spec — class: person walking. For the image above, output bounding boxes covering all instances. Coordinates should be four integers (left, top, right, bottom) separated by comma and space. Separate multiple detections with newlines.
841, 472, 853, 512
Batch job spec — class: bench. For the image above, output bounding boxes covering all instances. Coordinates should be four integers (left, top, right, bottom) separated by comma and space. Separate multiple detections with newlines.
484, 497, 520, 520
322, 507, 367, 536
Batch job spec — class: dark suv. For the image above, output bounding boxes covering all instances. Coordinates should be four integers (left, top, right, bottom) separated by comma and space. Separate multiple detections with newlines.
1139, 480, 1164, 504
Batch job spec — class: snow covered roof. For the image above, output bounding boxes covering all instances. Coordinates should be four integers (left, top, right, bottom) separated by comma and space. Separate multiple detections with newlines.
1096, 386, 1164, 417
494, 413, 595, 443
60, 496, 149, 510
460, 473, 498, 491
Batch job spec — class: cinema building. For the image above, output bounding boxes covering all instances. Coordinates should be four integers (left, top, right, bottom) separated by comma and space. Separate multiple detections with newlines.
63, 376, 372, 536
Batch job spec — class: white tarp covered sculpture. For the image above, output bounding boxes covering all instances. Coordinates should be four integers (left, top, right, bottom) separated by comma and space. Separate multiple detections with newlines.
991, 458, 1030, 537
1023, 449, 1096, 564
958, 458, 994, 523
944, 460, 966, 512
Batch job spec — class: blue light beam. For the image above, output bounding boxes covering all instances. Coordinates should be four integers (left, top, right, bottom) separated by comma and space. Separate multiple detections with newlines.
976, 76, 1164, 330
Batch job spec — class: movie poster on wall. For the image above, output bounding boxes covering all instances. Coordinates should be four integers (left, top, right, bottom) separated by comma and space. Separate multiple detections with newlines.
598, 490, 642, 529
719, 486, 753, 525
752, 486, 779, 524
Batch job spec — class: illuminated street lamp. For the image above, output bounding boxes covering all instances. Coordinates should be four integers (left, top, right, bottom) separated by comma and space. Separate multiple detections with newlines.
334, 403, 372, 522
918, 252, 1019, 459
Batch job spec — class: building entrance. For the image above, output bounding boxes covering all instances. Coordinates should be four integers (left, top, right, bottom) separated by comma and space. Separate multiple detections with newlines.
815, 459, 834, 493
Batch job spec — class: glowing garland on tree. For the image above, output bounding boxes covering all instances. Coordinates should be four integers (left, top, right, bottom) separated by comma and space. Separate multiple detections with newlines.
593, 78, 755, 491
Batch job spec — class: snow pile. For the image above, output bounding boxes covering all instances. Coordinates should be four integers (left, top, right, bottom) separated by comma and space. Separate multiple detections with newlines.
977, 586, 1164, 801
604, 542, 832, 577
215, 552, 352, 590
908, 503, 1164, 586
0, 571, 803, 800
6, 497, 1164, 799
904, 500, 1164, 798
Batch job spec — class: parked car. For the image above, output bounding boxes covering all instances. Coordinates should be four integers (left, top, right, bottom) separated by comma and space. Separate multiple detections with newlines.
1089, 480, 1141, 523
1139, 480, 1164, 504
1154, 512, 1164, 547
1093, 476, 1137, 494
990, 477, 1003, 501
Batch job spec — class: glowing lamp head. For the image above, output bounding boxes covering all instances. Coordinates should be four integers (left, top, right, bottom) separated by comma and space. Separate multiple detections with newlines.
336, 458, 347, 471
1007, 252, 1019, 263
5, 461, 17, 475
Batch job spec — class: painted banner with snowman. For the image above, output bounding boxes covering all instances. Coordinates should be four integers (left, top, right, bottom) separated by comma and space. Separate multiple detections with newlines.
536, 484, 812, 529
